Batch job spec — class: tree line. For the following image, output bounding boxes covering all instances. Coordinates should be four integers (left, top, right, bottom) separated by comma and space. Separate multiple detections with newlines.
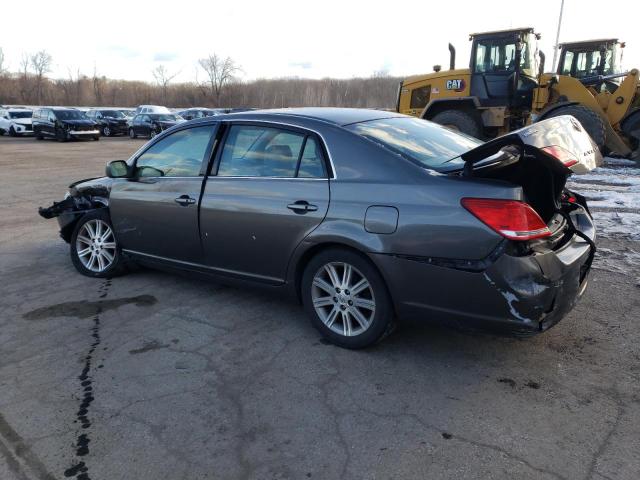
0, 48, 400, 110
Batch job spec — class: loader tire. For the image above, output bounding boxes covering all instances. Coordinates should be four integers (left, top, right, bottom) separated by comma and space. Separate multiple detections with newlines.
543, 105, 606, 152
620, 110, 640, 154
430, 110, 483, 139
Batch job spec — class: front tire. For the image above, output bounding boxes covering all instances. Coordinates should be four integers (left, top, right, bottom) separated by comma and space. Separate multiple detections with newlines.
302, 248, 394, 349
129, 128, 137, 139
430, 109, 483, 139
9, 126, 17, 137
70, 210, 126, 278
56, 128, 67, 142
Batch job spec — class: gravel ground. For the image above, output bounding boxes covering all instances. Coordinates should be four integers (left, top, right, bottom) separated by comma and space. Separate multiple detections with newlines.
0, 136, 639, 480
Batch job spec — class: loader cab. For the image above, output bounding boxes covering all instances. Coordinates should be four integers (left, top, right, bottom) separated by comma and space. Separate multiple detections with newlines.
557, 39, 624, 90
469, 28, 540, 109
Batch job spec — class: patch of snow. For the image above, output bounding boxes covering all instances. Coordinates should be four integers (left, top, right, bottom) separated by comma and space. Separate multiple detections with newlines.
591, 212, 640, 240
594, 246, 640, 277
603, 157, 638, 167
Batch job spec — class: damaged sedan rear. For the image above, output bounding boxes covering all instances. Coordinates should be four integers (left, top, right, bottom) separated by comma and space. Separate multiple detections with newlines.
39, 108, 600, 348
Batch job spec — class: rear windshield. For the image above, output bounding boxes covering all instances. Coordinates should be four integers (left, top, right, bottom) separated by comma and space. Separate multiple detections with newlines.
9, 111, 32, 119
345, 117, 480, 170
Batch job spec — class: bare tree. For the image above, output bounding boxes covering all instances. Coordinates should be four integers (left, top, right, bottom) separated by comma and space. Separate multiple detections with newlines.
30, 50, 53, 104
0, 47, 6, 75
93, 65, 105, 106
197, 54, 240, 106
152, 64, 179, 104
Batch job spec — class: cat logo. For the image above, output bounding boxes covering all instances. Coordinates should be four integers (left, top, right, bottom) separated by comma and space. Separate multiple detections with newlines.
445, 79, 466, 92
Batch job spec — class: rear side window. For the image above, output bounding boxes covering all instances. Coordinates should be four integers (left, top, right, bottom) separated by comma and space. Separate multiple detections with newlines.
217, 125, 326, 178
135, 126, 215, 177
297, 137, 326, 178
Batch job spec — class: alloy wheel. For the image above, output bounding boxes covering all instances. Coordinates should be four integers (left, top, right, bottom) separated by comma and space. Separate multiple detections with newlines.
311, 262, 376, 337
103, 126, 111, 136
76, 219, 117, 273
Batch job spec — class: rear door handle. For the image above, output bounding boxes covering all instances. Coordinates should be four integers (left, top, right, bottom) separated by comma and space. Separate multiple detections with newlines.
175, 195, 196, 206
287, 201, 318, 214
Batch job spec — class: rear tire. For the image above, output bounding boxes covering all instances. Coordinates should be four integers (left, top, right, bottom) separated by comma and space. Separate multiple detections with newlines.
102, 125, 112, 137
301, 248, 395, 349
543, 105, 606, 152
70, 209, 126, 278
430, 109, 483, 139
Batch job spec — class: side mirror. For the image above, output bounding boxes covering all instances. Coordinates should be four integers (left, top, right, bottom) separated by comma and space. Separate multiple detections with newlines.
106, 160, 130, 178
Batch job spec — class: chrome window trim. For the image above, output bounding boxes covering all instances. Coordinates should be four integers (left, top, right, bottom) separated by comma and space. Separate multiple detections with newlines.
126, 118, 338, 180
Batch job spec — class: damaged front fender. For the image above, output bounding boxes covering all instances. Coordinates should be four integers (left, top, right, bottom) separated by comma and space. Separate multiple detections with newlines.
38, 177, 113, 242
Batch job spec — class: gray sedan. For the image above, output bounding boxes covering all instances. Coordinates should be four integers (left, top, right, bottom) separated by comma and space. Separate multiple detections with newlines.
40, 108, 600, 348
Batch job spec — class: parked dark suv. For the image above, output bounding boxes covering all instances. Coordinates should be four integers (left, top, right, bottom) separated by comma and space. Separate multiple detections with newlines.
128, 113, 184, 139
33, 108, 100, 141
85, 109, 129, 137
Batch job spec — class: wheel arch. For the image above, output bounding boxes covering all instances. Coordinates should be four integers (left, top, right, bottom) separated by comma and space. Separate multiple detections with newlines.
290, 241, 394, 310
421, 97, 481, 120
536, 101, 580, 121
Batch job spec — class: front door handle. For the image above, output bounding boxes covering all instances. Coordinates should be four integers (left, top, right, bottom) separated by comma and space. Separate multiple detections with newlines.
287, 200, 318, 214
175, 195, 196, 206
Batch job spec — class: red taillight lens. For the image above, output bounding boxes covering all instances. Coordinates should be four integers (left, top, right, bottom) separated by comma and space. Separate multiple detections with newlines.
541, 145, 579, 168
461, 198, 551, 241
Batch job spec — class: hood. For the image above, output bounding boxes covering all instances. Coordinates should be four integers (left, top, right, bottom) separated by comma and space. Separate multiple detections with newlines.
13, 118, 33, 126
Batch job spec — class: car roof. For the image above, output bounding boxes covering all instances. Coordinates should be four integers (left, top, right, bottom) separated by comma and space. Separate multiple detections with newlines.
206, 107, 404, 127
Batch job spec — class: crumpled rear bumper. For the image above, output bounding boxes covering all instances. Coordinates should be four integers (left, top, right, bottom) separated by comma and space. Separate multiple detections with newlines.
371, 208, 595, 335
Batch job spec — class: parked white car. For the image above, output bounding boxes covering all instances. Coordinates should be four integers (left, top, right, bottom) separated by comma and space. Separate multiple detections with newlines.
0, 108, 33, 136
135, 105, 170, 115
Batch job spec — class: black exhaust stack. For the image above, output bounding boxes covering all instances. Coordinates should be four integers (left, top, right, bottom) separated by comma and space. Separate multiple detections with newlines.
449, 43, 456, 70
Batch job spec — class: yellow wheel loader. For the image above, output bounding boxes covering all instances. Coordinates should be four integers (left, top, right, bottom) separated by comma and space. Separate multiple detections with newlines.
397, 28, 640, 158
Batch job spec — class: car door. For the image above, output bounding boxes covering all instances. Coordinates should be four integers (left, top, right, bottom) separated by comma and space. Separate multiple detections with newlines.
200, 123, 331, 284
46, 110, 57, 136
109, 124, 218, 263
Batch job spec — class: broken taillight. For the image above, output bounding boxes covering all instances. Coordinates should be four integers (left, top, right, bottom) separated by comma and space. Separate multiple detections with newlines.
541, 145, 579, 168
461, 198, 551, 241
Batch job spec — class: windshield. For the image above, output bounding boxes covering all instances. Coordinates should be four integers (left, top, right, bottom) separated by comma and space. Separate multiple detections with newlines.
55, 110, 86, 120
153, 114, 181, 121
560, 44, 623, 78
474, 32, 538, 77
9, 111, 32, 119
101, 110, 125, 118
345, 117, 481, 170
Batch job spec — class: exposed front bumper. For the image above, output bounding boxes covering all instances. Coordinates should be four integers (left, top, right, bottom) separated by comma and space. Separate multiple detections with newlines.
69, 130, 100, 136
372, 207, 595, 335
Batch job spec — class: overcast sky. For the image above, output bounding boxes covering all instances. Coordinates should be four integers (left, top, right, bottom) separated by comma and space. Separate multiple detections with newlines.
2, 0, 638, 83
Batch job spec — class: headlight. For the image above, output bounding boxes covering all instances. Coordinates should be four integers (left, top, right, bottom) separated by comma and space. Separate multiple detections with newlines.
64, 192, 71, 199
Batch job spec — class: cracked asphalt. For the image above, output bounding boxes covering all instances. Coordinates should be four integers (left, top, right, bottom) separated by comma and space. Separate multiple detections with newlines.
1, 136, 639, 480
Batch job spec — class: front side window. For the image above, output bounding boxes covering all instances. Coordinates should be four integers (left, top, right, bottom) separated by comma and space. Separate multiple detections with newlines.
136, 126, 215, 177
560, 51, 575, 76
218, 125, 313, 178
